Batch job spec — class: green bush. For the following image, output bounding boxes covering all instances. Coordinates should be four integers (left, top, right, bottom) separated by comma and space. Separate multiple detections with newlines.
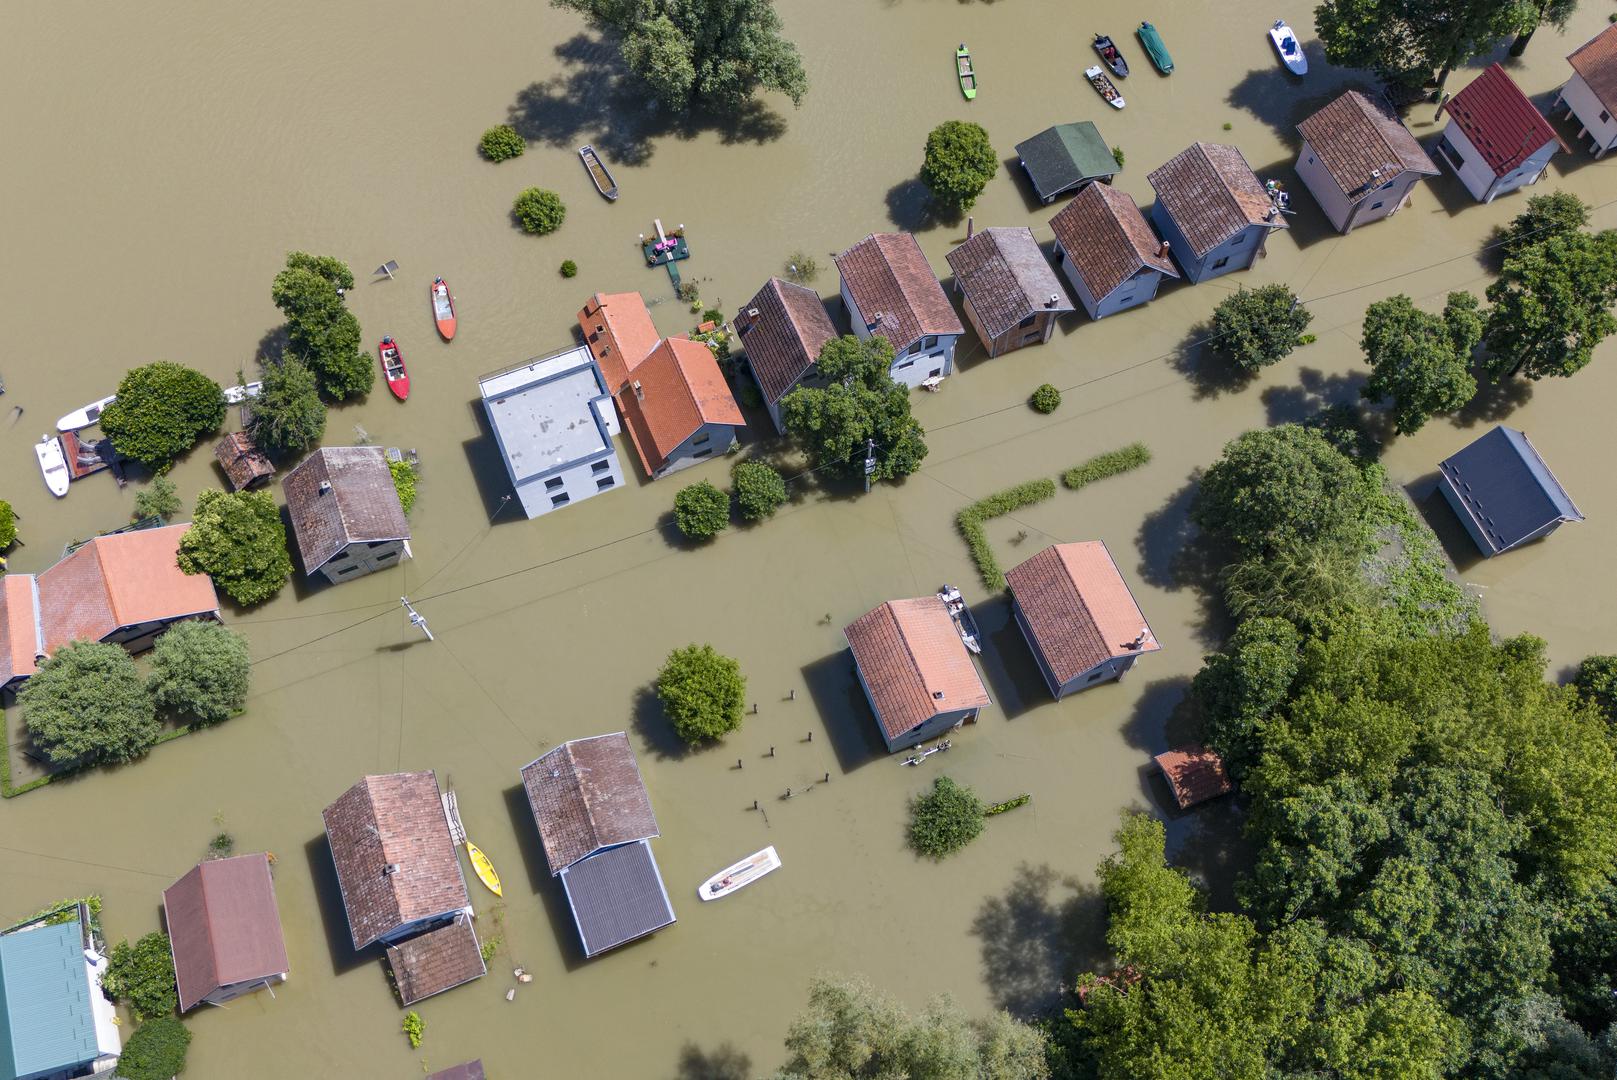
785, 250, 820, 283
673, 480, 729, 539
389, 459, 417, 515
1112, 145, 1125, 168
100, 362, 226, 472
1209, 284, 1313, 372
0, 500, 14, 550
402, 1011, 424, 1049
147, 620, 251, 726
175, 489, 293, 606
559, 259, 578, 278
115, 1017, 191, 1080
102, 932, 177, 1021
20, 641, 157, 766
513, 188, 566, 235
956, 479, 1057, 590
908, 776, 986, 859
250, 355, 326, 456
657, 644, 746, 744
1030, 384, 1061, 414
132, 476, 181, 523
478, 124, 525, 162
920, 120, 998, 213
1062, 442, 1151, 490
732, 461, 788, 521
1574, 655, 1617, 726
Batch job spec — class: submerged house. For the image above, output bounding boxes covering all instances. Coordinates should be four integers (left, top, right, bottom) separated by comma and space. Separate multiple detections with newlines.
944, 227, 1074, 359
1154, 746, 1233, 810
1437, 425, 1583, 557
844, 597, 990, 754
0, 904, 122, 1080
1555, 24, 1617, 158
519, 733, 676, 959
163, 853, 289, 1013
836, 233, 965, 389
1436, 64, 1564, 202
1147, 142, 1287, 283
214, 431, 274, 492
1295, 90, 1439, 234
283, 447, 411, 586
1014, 122, 1118, 204
617, 337, 745, 479
733, 277, 838, 435
1049, 183, 1179, 321
1005, 541, 1159, 699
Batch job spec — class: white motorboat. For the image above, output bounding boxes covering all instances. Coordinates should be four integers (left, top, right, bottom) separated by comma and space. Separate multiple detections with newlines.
223, 381, 264, 404
699, 846, 781, 901
56, 394, 116, 433
1270, 19, 1307, 75
36, 435, 69, 496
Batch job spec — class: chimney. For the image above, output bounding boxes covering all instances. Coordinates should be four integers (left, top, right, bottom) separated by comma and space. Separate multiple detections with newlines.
318, 480, 332, 495
383, 863, 401, 876
1046, 293, 1060, 308
1157, 240, 1171, 258
632, 380, 644, 402
868, 311, 885, 332
932, 690, 945, 700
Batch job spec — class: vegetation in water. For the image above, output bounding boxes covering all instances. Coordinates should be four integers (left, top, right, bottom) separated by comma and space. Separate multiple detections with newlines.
131, 475, 182, 523
250, 355, 327, 457
908, 776, 986, 859
985, 793, 1031, 816
1062, 443, 1150, 491
1316, 0, 1573, 90
114, 1017, 192, 1080
657, 643, 746, 745
99, 362, 226, 472
1359, 291, 1482, 434
1209, 284, 1312, 372
402, 1011, 424, 1049
1030, 384, 1061, 414
956, 479, 1057, 590
13, 895, 102, 932
673, 480, 730, 539
20, 641, 157, 765
781, 335, 927, 484
147, 620, 251, 726
732, 460, 788, 521
784, 250, 819, 283
102, 931, 179, 1021
389, 458, 418, 515
207, 831, 235, 859
920, 120, 997, 214
175, 489, 293, 606
1483, 227, 1617, 381
559, 259, 578, 278
1573, 655, 1617, 725
271, 252, 373, 401
0, 500, 16, 550
478, 123, 524, 162
512, 187, 566, 235
1496, 191, 1591, 261
1110, 145, 1124, 169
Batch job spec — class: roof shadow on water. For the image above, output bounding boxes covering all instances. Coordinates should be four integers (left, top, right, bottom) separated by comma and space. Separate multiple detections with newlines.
1403, 472, 1485, 573
970, 862, 1106, 1018
500, 784, 592, 973
301, 835, 385, 977
800, 651, 888, 774
672, 1042, 753, 1080
460, 399, 527, 527
1134, 475, 1229, 647
973, 594, 1043, 722
1261, 366, 1368, 427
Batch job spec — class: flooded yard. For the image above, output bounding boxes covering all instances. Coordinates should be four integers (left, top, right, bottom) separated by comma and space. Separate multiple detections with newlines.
4, 0, 1616, 1074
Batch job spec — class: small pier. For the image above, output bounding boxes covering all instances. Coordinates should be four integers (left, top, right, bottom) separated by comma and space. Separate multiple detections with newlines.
641, 219, 690, 289
441, 790, 467, 846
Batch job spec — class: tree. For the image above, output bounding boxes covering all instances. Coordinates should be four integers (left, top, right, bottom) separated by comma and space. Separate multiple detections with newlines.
131, 476, 181, 523
908, 776, 986, 859
115, 1017, 191, 1080
553, 0, 807, 114
1315, 0, 1529, 90
673, 480, 729, 538
1498, 190, 1591, 259
99, 362, 225, 472
271, 253, 372, 401
249, 356, 326, 456
147, 620, 250, 725
513, 187, 566, 235
478, 123, 524, 161
732, 460, 787, 521
1359, 291, 1482, 433
1193, 615, 1302, 777
19, 641, 157, 765
1208, 284, 1313, 372
1574, 655, 1617, 725
920, 120, 998, 213
102, 932, 178, 1021
656, 643, 746, 744
175, 489, 293, 606
780, 335, 928, 483
1031, 384, 1061, 413
1508, 0, 1579, 56
0, 500, 15, 550
1483, 229, 1617, 380
389, 459, 418, 515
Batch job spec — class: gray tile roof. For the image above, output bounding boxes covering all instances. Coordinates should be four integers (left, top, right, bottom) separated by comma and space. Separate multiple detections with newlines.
559, 840, 676, 958
1439, 426, 1583, 554
385, 914, 485, 1005
282, 447, 409, 575
520, 733, 659, 874
1015, 122, 1118, 201
945, 227, 1074, 340
734, 278, 838, 405
1297, 91, 1437, 199
1147, 142, 1286, 258
1049, 183, 1179, 303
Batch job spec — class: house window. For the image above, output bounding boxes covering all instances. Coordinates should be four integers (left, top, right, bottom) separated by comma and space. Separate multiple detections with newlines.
337, 564, 360, 577
693, 431, 711, 446
591, 460, 610, 475
693, 448, 713, 459
377, 550, 398, 562
1231, 233, 1246, 246
929, 368, 942, 378
1436, 137, 1465, 171
550, 492, 571, 508
923, 335, 938, 351
1017, 313, 1037, 329
1211, 256, 1230, 270
907, 341, 921, 356
1086, 670, 1104, 683
898, 358, 915, 369
596, 476, 615, 490
1602, 110, 1612, 124
1370, 201, 1385, 211
545, 476, 564, 491
1307, 154, 1315, 164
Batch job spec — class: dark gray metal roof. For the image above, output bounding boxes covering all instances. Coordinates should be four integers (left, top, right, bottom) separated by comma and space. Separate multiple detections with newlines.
1439, 426, 1583, 554
559, 840, 676, 958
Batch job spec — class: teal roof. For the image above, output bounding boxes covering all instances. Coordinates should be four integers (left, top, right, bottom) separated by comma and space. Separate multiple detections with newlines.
0, 919, 100, 1080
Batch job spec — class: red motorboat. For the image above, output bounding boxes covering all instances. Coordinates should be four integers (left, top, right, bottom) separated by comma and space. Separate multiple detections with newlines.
378, 336, 409, 401
431, 277, 457, 340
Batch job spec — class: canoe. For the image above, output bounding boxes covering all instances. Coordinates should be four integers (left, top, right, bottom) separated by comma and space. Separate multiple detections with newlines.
1085, 65, 1126, 109
956, 44, 977, 100
1137, 21, 1174, 73
378, 336, 409, 401
578, 145, 619, 201
56, 394, 117, 433
222, 381, 263, 405
699, 845, 781, 901
431, 278, 457, 341
1270, 19, 1307, 75
36, 435, 69, 497
465, 840, 502, 897
1093, 35, 1129, 78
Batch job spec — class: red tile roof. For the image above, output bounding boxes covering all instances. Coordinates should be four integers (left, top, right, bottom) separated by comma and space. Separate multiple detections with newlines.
37, 525, 220, 652
835, 233, 964, 351
733, 278, 838, 405
1297, 90, 1438, 197
163, 853, 289, 1013
845, 597, 989, 742
385, 914, 484, 1005
1568, 24, 1617, 114
1447, 64, 1565, 177
520, 732, 660, 874
1147, 143, 1285, 258
1049, 184, 1179, 304
0, 575, 42, 685
578, 292, 660, 394
944, 227, 1073, 341
1154, 746, 1233, 809
616, 337, 744, 476
1005, 542, 1159, 686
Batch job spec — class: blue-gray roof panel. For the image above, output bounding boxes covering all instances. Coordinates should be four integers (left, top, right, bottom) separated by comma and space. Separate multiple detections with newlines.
1439, 426, 1583, 553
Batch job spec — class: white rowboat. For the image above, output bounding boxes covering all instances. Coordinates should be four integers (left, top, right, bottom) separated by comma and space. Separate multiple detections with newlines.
223, 381, 263, 404
36, 435, 69, 496
1270, 19, 1307, 75
699, 845, 781, 901
56, 395, 117, 433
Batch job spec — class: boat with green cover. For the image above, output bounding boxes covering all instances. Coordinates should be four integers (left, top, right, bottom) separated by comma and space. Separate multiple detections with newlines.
1137, 21, 1173, 73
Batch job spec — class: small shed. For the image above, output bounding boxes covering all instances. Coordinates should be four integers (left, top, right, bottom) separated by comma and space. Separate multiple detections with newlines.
944, 227, 1074, 359
1437, 425, 1583, 557
1015, 123, 1118, 204
1154, 746, 1233, 810
163, 853, 289, 1012
214, 431, 274, 491
385, 913, 486, 1006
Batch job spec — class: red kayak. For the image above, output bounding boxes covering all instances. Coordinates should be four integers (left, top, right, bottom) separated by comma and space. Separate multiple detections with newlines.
378, 336, 409, 401
431, 277, 457, 341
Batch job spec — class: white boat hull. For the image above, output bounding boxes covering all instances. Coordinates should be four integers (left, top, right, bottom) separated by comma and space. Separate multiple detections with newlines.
1270, 23, 1307, 75
36, 436, 69, 496
699, 845, 781, 901
56, 395, 117, 433
223, 381, 263, 405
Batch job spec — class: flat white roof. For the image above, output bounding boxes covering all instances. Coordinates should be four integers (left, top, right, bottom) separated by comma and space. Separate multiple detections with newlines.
479, 346, 613, 484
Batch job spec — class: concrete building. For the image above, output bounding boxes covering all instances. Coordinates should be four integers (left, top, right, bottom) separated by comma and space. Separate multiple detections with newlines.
845, 597, 990, 753
616, 337, 745, 479
1554, 24, 1617, 158
1147, 142, 1288, 283
1437, 425, 1584, 557
944, 227, 1074, 359
163, 853, 289, 1012
733, 278, 838, 434
0, 905, 121, 1080
836, 233, 964, 388
283, 447, 411, 585
1435, 64, 1564, 202
1295, 91, 1439, 233
1050, 183, 1180, 320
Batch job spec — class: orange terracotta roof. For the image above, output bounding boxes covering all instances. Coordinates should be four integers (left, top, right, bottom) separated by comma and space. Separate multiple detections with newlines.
616, 337, 744, 476
1154, 746, 1232, 809
0, 574, 43, 685
577, 292, 660, 394
37, 525, 219, 652
1568, 24, 1617, 113
1005, 542, 1158, 686
844, 597, 990, 742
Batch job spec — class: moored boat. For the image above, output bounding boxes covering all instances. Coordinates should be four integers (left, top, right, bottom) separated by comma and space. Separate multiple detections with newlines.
378, 336, 409, 401
699, 845, 781, 901
431, 278, 457, 340
1085, 65, 1126, 109
957, 44, 977, 100
36, 435, 69, 496
223, 381, 264, 404
1093, 35, 1129, 78
465, 840, 502, 897
1137, 21, 1174, 73
56, 394, 117, 433
578, 145, 619, 201
1270, 19, 1307, 75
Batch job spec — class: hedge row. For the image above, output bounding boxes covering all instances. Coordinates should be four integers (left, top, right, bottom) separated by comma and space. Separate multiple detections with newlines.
1061, 442, 1152, 491
957, 479, 1057, 590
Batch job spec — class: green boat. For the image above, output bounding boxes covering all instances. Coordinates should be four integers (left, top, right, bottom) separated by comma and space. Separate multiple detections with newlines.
1137, 21, 1174, 74
957, 43, 977, 100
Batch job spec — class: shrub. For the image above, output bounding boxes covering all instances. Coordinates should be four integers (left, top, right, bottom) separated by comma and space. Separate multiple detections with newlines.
1112, 145, 1125, 168
1209, 285, 1313, 371
147, 620, 251, 726
175, 489, 293, 606
733, 461, 788, 521
20, 641, 157, 766
115, 1017, 191, 1080
389, 459, 418, 515
956, 479, 1057, 590
1030, 384, 1061, 414
250, 355, 326, 456
513, 188, 566, 235
657, 644, 746, 745
908, 776, 986, 859
0, 500, 15, 550
132, 476, 181, 523
559, 259, 578, 278
403, 1011, 424, 1049
673, 480, 729, 539
1574, 655, 1617, 726
271, 253, 373, 401
785, 250, 820, 283
102, 932, 178, 1021
100, 362, 226, 472
1062, 442, 1151, 490
920, 120, 998, 213
478, 124, 524, 162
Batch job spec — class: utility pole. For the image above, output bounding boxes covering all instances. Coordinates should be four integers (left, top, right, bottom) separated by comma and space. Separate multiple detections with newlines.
863, 438, 876, 494
401, 596, 434, 642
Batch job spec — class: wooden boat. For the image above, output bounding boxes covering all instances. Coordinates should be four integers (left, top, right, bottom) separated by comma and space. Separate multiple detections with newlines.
1270, 19, 1307, 75
56, 394, 117, 433
1093, 35, 1129, 78
431, 278, 457, 340
1085, 65, 1126, 109
956, 44, 977, 100
36, 435, 69, 497
937, 585, 981, 654
1137, 21, 1174, 73
578, 144, 619, 201
222, 381, 263, 405
699, 846, 781, 901
378, 336, 409, 401
465, 840, 502, 897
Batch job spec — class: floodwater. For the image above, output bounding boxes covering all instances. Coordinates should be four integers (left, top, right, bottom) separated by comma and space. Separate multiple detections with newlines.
4, 1, 1616, 1075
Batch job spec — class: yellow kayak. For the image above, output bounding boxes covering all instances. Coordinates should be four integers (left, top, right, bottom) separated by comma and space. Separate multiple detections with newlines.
465, 840, 502, 897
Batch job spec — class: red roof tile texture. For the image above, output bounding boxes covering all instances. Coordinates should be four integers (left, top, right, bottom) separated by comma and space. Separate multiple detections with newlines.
1297, 90, 1438, 197
944, 227, 1073, 341
578, 292, 661, 394
1154, 746, 1233, 809
163, 853, 289, 1012
835, 233, 964, 351
1147, 142, 1285, 258
1049, 184, 1179, 304
37, 525, 220, 653
733, 278, 838, 405
520, 732, 660, 874
616, 337, 744, 476
1005, 542, 1159, 687
1568, 24, 1617, 113
0, 575, 41, 685
845, 597, 990, 742
1447, 64, 1565, 177
385, 914, 484, 1005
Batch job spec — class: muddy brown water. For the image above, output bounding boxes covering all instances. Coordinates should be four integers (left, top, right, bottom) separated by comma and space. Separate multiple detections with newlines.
4, 1, 1617, 1075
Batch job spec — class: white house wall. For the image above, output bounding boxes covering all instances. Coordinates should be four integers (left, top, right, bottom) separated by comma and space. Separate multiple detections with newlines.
1295, 142, 1355, 231
1557, 74, 1617, 156
1438, 121, 1555, 202
840, 278, 956, 388
654, 423, 736, 478
515, 452, 623, 518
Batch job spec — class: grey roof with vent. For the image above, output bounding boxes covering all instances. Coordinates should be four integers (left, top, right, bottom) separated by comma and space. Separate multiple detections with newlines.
1438, 426, 1583, 554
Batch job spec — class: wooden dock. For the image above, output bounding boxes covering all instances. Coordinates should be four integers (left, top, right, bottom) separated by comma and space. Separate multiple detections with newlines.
641, 219, 690, 289
441, 790, 467, 846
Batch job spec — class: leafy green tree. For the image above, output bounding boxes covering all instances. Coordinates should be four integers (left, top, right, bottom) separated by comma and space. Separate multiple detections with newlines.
1484, 229, 1617, 380
513, 187, 566, 235
175, 489, 293, 606
908, 776, 985, 859
131, 476, 181, 523
0, 500, 15, 550
554, 0, 807, 114
1193, 616, 1301, 776
1208, 284, 1312, 372
732, 460, 787, 521
920, 120, 998, 213
780, 335, 928, 483
1509, 0, 1581, 56
102, 932, 178, 1021
20, 641, 157, 765
1315, 0, 1529, 89
99, 362, 225, 472
1360, 291, 1482, 433
147, 620, 250, 725
656, 643, 746, 744
478, 123, 524, 161
115, 1016, 191, 1080
389, 459, 417, 515
280, 251, 355, 292
1574, 655, 1617, 725
271, 253, 372, 400
673, 480, 729, 538
1031, 384, 1061, 413
249, 356, 326, 456
1498, 190, 1591, 259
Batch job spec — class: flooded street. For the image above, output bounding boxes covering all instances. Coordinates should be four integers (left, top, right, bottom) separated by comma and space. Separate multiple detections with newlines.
5, 0, 1617, 1074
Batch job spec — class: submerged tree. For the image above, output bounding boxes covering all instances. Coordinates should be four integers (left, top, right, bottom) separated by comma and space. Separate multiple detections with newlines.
1208, 284, 1313, 372
175, 489, 293, 606
250, 355, 326, 457
657, 643, 746, 744
1484, 229, 1617, 380
920, 120, 998, 214
780, 335, 928, 483
271, 252, 372, 400
1359, 291, 1482, 433
99, 362, 226, 472
114, 1017, 192, 1080
102, 931, 179, 1021
1497, 190, 1591, 260
1314, 0, 1529, 90
147, 620, 251, 725
20, 641, 158, 765
907, 775, 986, 859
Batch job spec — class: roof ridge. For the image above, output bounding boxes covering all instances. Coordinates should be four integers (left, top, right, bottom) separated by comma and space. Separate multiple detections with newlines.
1513, 429, 1585, 519
889, 601, 936, 702
87, 537, 120, 630
1098, 185, 1148, 274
